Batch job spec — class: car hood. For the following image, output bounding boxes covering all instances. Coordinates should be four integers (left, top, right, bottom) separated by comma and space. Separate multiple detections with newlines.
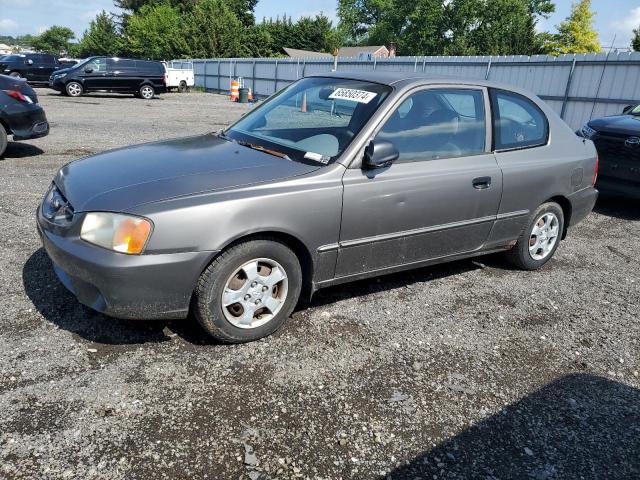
54, 134, 320, 212
590, 115, 640, 136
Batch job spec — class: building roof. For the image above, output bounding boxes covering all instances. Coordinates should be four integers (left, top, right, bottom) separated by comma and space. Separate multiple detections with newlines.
284, 46, 390, 58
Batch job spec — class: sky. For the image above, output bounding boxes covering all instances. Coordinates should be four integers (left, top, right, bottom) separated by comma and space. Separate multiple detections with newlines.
0, 0, 638, 50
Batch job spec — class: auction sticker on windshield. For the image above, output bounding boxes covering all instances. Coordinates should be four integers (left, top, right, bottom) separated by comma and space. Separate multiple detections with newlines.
329, 88, 378, 104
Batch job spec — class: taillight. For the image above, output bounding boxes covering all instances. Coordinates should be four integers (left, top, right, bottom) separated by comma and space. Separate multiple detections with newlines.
3, 89, 33, 104
592, 154, 599, 186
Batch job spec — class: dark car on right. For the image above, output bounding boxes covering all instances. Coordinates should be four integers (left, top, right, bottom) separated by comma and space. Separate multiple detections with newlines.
49, 56, 167, 99
579, 104, 640, 198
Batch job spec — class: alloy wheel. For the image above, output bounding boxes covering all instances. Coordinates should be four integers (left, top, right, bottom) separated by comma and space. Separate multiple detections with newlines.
528, 212, 560, 260
220, 258, 288, 329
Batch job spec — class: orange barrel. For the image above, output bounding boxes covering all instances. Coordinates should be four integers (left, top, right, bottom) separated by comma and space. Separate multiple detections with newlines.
230, 79, 239, 102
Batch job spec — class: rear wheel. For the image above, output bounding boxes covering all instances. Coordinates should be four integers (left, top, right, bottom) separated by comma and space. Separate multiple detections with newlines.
65, 81, 83, 97
193, 239, 302, 343
505, 202, 564, 270
139, 85, 155, 100
0, 123, 8, 158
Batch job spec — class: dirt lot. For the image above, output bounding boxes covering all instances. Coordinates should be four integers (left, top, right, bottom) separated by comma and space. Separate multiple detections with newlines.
1, 89, 639, 480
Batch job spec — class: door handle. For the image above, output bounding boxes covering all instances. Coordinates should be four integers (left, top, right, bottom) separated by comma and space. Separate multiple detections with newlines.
472, 176, 491, 189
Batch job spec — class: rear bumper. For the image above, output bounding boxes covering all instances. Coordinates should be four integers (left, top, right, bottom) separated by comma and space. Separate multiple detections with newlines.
37, 207, 215, 320
567, 186, 598, 228
4, 104, 49, 140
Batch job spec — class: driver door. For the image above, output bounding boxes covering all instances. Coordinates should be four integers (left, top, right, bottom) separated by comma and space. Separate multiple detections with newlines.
81, 58, 108, 91
336, 86, 503, 277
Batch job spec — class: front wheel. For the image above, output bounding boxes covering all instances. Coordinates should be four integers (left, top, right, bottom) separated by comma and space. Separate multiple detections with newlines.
505, 202, 564, 270
65, 81, 83, 97
193, 239, 302, 343
139, 85, 155, 100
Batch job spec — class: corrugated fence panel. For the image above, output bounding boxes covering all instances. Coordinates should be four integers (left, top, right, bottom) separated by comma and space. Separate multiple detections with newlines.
181, 53, 640, 130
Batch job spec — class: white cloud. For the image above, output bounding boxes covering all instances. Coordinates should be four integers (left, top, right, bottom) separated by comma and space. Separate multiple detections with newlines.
0, 18, 18, 31
611, 7, 640, 35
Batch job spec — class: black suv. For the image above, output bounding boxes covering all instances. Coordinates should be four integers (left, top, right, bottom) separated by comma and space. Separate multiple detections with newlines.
0, 53, 64, 84
49, 57, 167, 99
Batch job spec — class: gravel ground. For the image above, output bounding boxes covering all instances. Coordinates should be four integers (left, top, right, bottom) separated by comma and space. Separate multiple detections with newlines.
1, 89, 639, 480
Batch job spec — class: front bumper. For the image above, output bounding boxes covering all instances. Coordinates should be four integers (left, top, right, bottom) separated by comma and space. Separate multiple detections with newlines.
37, 207, 215, 320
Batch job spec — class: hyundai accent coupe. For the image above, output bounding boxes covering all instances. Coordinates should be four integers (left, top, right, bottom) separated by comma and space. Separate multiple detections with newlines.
37, 72, 598, 343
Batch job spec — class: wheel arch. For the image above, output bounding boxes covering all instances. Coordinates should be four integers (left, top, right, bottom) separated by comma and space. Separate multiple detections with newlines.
203, 230, 315, 302
545, 195, 572, 239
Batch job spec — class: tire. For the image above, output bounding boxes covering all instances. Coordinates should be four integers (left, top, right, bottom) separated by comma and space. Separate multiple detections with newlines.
139, 85, 155, 100
65, 81, 83, 97
193, 239, 302, 343
9, 72, 21, 78
178, 80, 187, 93
505, 202, 564, 270
0, 123, 8, 158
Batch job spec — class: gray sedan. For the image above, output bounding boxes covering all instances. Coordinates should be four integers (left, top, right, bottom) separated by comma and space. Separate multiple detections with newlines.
37, 72, 598, 343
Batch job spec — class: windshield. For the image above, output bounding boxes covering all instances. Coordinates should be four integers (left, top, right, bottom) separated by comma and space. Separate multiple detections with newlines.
226, 77, 392, 165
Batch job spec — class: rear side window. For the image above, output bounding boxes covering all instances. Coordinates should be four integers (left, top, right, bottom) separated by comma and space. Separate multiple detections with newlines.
490, 89, 548, 151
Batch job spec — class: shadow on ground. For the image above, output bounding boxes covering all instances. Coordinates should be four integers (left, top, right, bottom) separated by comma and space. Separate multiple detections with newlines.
2, 142, 44, 159
386, 374, 640, 479
23, 247, 483, 346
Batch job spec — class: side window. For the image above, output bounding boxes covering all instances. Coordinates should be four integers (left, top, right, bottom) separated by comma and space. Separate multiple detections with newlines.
376, 88, 486, 163
85, 58, 106, 73
491, 89, 548, 150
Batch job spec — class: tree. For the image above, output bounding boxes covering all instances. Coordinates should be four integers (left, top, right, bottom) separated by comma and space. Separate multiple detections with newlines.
183, 0, 246, 58
633, 26, 640, 52
123, 3, 188, 59
544, 0, 600, 55
76, 11, 122, 57
337, 0, 554, 56
31, 26, 75, 55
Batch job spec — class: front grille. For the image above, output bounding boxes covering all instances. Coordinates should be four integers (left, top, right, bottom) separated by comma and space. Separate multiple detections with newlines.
594, 134, 640, 164
42, 183, 74, 225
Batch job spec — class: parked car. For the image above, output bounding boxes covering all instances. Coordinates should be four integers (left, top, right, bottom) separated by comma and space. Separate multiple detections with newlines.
0, 74, 49, 157
0, 53, 65, 84
163, 61, 194, 92
49, 56, 167, 99
578, 104, 640, 198
37, 72, 598, 343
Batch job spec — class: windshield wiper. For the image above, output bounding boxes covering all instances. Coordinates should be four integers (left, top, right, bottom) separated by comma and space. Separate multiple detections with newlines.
235, 140, 291, 160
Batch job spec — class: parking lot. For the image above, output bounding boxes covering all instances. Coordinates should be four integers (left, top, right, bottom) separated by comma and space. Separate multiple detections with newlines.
1, 89, 639, 479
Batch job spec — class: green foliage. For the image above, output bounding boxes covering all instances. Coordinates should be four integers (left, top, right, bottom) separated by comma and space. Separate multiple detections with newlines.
123, 3, 188, 60
76, 11, 122, 57
632, 26, 640, 52
183, 0, 246, 57
31, 26, 75, 55
544, 0, 600, 55
337, 0, 555, 56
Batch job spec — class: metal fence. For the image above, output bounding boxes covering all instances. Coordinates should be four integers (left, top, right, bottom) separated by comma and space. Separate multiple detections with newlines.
172, 52, 640, 130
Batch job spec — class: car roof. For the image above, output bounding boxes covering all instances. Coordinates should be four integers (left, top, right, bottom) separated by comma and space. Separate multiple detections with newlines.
308, 70, 531, 95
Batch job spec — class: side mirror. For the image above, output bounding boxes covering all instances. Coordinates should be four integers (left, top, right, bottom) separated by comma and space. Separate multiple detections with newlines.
27, 59, 33, 65
622, 105, 634, 115
84, 67, 93, 74
363, 139, 399, 169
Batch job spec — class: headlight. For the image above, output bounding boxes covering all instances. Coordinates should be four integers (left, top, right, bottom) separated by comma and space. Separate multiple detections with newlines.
80, 212, 152, 254
580, 123, 597, 139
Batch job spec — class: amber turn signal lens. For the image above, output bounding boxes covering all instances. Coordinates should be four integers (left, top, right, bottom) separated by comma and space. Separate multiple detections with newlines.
113, 217, 152, 254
